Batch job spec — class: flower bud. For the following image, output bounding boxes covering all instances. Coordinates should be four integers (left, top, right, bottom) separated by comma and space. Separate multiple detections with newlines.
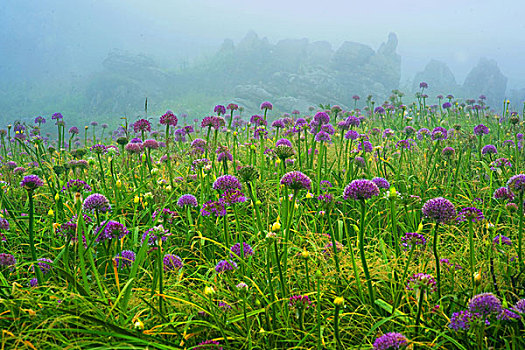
48, 209, 54, 216
301, 249, 309, 259
54, 193, 60, 201
271, 221, 281, 232
116, 179, 122, 189
204, 286, 215, 296
334, 296, 345, 307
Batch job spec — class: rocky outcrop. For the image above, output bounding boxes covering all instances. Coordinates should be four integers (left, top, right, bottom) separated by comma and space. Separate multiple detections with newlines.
463, 58, 507, 107
413, 59, 459, 95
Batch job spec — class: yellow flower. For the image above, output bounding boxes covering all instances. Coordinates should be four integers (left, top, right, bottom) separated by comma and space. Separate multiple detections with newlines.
134, 319, 144, 330
301, 249, 309, 259
116, 180, 122, 189
48, 209, 54, 216
271, 220, 281, 232
334, 296, 345, 307
306, 192, 313, 199
134, 195, 140, 204
204, 286, 215, 296
54, 193, 60, 201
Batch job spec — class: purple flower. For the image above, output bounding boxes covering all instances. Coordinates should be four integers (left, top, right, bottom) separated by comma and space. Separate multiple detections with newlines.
143, 139, 159, 150
83, 193, 111, 213
354, 156, 366, 168
276, 138, 292, 147
372, 177, 390, 190
0, 253, 16, 269
442, 147, 455, 157
69, 126, 79, 134
481, 144, 497, 155
115, 250, 136, 268
431, 127, 448, 141
125, 143, 143, 154
227, 103, 238, 111
177, 194, 198, 208
507, 174, 525, 193
372, 332, 408, 350
456, 207, 484, 223
141, 225, 169, 246
315, 130, 331, 143
35, 258, 53, 274
514, 299, 525, 313
94, 220, 129, 242
417, 128, 430, 140
280, 171, 312, 191
213, 175, 242, 191
163, 254, 183, 271
133, 119, 151, 133
34, 116, 46, 124
493, 235, 512, 246
215, 259, 237, 273
374, 106, 385, 114
468, 293, 502, 316
383, 128, 395, 138
51, 112, 63, 120
0, 217, 9, 232
396, 140, 412, 150
497, 308, 521, 321
194, 340, 223, 350
221, 189, 246, 206
345, 129, 359, 140
358, 141, 373, 153
230, 242, 254, 259
493, 187, 515, 201
20, 175, 44, 190
406, 273, 437, 293
474, 124, 489, 136
448, 310, 488, 331
214, 105, 226, 116
343, 179, 380, 200
323, 241, 343, 257
314, 112, 330, 125
272, 119, 286, 129
260, 101, 273, 110
90, 144, 107, 154
442, 102, 452, 109
64, 179, 92, 193
289, 295, 314, 309
29, 278, 38, 287
419, 82, 428, 89
201, 200, 226, 217
422, 197, 456, 223
400, 232, 426, 251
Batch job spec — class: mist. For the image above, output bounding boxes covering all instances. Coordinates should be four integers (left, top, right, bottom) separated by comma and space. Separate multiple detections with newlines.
2, 0, 525, 124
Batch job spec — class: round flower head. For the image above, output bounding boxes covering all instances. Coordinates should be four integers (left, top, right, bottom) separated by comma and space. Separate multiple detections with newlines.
507, 174, 525, 193
314, 111, 330, 125
125, 142, 143, 154
345, 129, 359, 140
400, 232, 426, 251
115, 250, 136, 268
90, 144, 107, 154
456, 207, 484, 223
442, 146, 455, 157
215, 259, 237, 273
94, 220, 129, 242
230, 242, 254, 259
406, 273, 437, 293
276, 138, 292, 147
201, 200, 226, 217
163, 254, 183, 271
177, 194, 198, 208
497, 308, 521, 321
468, 293, 502, 316
69, 126, 79, 134
133, 119, 151, 133
373, 332, 408, 350
0, 218, 9, 231
493, 187, 515, 201
314, 130, 331, 143
83, 193, 111, 213
213, 175, 242, 191
422, 197, 456, 223
280, 171, 312, 191
0, 253, 16, 269
221, 189, 247, 206
143, 139, 159, 150
160, 110, 178, 126
358, 141, 373, 153
343, 179, 380, 200
65, 179, 92, 193
431, 127, 448, 141
372, 177, 390, 190
20, 175, 44, 191
474, 124, 489, 136
260, 101, 273, 110
482, 144, 497, 155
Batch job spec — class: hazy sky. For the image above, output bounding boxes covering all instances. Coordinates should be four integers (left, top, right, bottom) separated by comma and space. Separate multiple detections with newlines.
2, 0, 525, 87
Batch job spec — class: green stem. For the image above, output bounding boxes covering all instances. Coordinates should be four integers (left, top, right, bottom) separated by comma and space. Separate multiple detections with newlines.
433, 222, 442, 300
359, 200, 376, 307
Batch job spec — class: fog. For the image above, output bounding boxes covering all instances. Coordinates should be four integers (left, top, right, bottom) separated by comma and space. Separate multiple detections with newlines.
2, 0, 525, 123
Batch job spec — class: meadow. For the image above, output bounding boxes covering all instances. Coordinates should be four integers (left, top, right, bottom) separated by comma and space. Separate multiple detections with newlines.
0, 88, 524, 349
